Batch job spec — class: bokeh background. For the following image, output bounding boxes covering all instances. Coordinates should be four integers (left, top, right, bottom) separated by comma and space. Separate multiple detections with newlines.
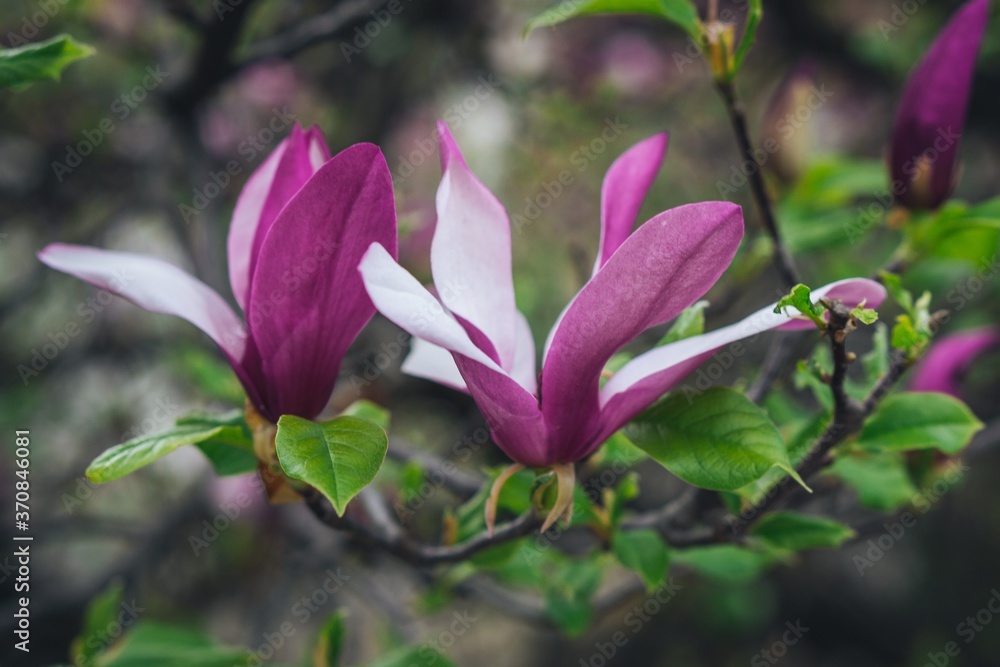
1, 0, 999, 665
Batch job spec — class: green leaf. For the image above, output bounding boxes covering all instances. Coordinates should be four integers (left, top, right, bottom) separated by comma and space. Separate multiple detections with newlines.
612, 529, 669, 590
364, 647, 457, 667
774, 284, 825, 328
829, 451, 918, 511
313, 611, 346, 667
72, 581, 125, 667
658, 300, 708, 345
850, 305, 879, 325
525, 0, 702, 38
86, 422, 241, 483
180, 410, 257, 476
862, 324, 890, 382
342, 399, 391, 430
857, 392, 983, 455
0, 34, 94, 89
275, 415, 388, 515
625, 388, 807, 491
98, 623, 265, 667
672, 545, 773, 583
541, 557, 605, 635
729, 0, 762, 78
751, 512, 854, 552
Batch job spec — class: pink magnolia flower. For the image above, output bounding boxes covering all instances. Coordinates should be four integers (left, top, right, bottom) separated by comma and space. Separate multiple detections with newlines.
40, 125, 397, 422
358, 123, 887, 477
910, 327, 1000, 397
889, 0, 989, 211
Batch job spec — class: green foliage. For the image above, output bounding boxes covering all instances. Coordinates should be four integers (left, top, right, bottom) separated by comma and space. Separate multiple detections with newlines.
829, 450, 918, 511
728, 0, 762, 81
856, 392, 984, 455
751, 512, 854, 552
612, 528, 670, 590
314, 611, 347, 667
657, 300, 708, 345
625, 388, 806, 491
881, 273, 934, 359
525, 0, 702, 39
774, 284, 826, 328
672, 545, 773, 584
98, 623, 263, 667
275, 415, 388, 516
0, 34, 93, 89
71, 581, 124, 667
182, 411, 257, 476
364, 648, 456, 667
86, 412, 251, 483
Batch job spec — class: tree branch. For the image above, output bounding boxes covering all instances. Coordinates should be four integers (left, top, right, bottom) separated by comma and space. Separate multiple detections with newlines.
716, 79, 800, 290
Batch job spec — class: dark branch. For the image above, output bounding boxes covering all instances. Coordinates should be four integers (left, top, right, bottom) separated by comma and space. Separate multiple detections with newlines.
716, 79, 801, 290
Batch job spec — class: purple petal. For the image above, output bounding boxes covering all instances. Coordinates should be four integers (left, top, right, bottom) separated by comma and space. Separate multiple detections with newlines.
247, 143, 397, 420
541, 202, 744, 459
595, 133, 668, 273
431, 122, 518, 368
38, 244, 262, 406
229, 124, 322, 311
360, 244, 549, 465
591, 278, 888, 457
889, 0, 988, 210
910, 326, 999, 397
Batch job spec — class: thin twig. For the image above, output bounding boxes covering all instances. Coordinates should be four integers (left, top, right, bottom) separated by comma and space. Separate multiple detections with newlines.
716, 79, 801, 290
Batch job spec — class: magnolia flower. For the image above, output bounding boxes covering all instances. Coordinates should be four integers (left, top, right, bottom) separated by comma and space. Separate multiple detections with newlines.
910, 327, 999, 397
359, 123, 885, 529
889, 0, 989, 211
40, 125, 397, 423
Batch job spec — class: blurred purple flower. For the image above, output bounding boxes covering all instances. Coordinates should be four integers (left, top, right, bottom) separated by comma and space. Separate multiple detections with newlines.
359, 123, 887, 470
40, 125, 397, 422
910, 327, 999, 397
889, 0, 989, 210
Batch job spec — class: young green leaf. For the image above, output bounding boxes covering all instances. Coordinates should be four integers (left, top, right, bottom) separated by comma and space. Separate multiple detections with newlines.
275, 415, 388, 515
751, 512, 855, 552
828, 450, 918, 511
612, 529, 669, 590
728, 0, 762, 79
671, 545, 773, 583
856, 392, 984, 455
365, 648, 457, 667
313, 611, 347, 667
658, 300, 709, 345
773, 284, 826, 328
0, 34, 94, 89
98, 622, 266, 667
525, 0, 702, 39
71, 581, 125, 667
625, 388, 807, 491
86, 422, 244, 483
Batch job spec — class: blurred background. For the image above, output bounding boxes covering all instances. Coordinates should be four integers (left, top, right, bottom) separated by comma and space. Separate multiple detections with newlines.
1, 0, 999, 665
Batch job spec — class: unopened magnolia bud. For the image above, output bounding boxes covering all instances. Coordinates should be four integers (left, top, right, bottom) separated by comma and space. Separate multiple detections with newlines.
759, 62, 819, 183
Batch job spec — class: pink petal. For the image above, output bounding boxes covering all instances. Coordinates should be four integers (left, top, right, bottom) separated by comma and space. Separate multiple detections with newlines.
247, 143, 397, 419
511, 310, 538, 395
38, 244, 260, 403
541, 202, 744, 458
595, 133, 668, 273
591, 278, 888, 457
431, 122, 518, 368
909, 326, 1000, 397
402, 338, 469, 392
229, 124, 322, 311
360, 244, 549, 465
